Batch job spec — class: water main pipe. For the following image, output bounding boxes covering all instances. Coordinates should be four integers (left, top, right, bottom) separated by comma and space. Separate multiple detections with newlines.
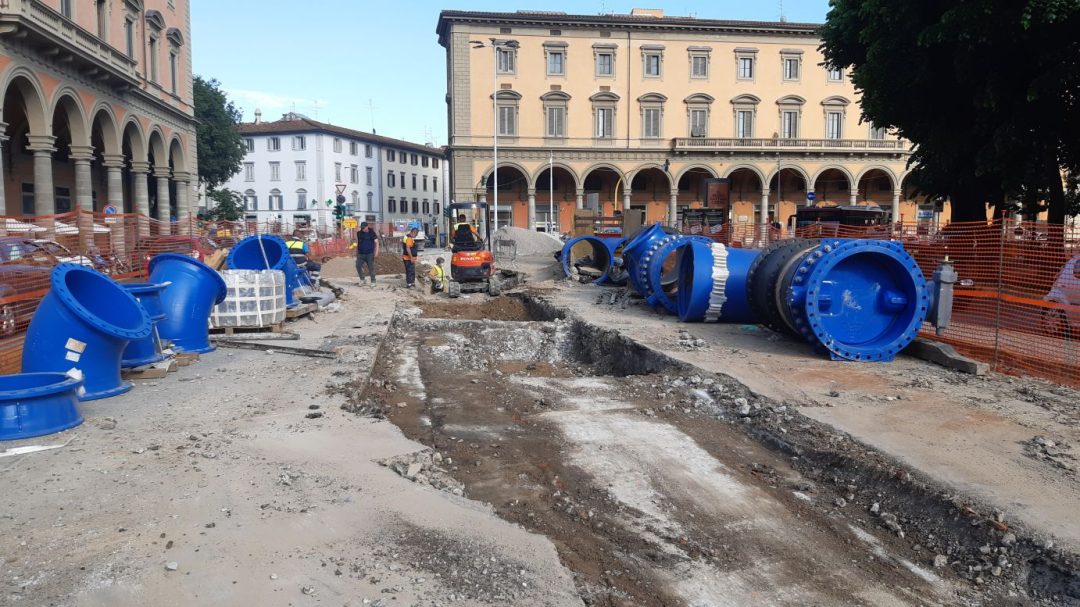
676, 238, 946, 362
227, 235, 303, 307
0, 372, 84, 441
121, 282, 169, 368
149, 253, 228, 355
560, 236, 626, 285
22, 264, 152, 400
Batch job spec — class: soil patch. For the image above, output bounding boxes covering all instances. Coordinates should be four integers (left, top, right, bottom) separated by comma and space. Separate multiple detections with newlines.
417, 297, 535, 321
321, 253, 408, 279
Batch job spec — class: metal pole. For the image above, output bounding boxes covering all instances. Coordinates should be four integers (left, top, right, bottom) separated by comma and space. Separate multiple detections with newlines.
549, 150, 554, 234
492, 44, 499, 232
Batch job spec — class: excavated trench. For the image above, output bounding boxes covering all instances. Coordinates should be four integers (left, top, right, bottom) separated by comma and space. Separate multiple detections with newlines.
356, 294, 1078, 607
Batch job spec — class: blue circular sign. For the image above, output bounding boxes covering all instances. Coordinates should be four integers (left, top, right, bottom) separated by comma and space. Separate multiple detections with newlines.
806, 192, 816, 201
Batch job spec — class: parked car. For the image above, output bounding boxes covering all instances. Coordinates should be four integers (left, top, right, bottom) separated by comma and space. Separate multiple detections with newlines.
31, 239, 109, 271
0, 237, 56, 337
1042, 253, 1080, 338
131, 235, 217, 274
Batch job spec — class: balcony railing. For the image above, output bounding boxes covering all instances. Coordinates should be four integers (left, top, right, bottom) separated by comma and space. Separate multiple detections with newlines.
0, 0, 139, 87
673, 137, 910, 152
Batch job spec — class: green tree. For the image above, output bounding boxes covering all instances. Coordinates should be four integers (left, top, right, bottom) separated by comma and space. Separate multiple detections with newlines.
819, 0, 1080, 223
205, 188, 244, 221
194, 76, 247, 190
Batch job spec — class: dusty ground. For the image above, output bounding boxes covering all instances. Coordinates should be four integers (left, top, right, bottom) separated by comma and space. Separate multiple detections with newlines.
2, 250, 1079, 606
321, 253, 411, 279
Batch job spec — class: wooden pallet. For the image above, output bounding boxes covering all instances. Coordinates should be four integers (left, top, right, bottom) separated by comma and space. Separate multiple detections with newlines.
210, 323, 284, 336
175, 352, 200, 367
122, 358, 178, 379
286, 303, 318, 320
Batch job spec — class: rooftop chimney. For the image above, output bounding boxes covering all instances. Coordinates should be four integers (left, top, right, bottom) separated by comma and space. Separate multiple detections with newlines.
630, 8, 664, 17
254, 109, 262, 124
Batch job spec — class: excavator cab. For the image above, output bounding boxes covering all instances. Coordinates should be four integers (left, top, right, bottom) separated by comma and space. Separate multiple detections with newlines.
447, 202, 498, 297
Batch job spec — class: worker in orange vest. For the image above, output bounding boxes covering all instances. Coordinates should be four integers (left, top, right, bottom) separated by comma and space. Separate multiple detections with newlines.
401, 227, 419, 288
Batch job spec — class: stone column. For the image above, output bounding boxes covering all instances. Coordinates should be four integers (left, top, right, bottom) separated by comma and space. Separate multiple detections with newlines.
26, 135, 57, 237
0, 123, 8, 218
806, 190, 815, 207
173, 172, 192, 235
131, 160, 151, 237
526, 187, 536, 231
155, 170, 172, 235
478, 193, 487, 204
849, 192, 858, 205
575, 187, 584, 210
622, 190, 631, 214
102, 154, 127, 256
668, 188, 679, 228
891, 189, 902, 225
69, 145, 96, 250
760, 189, 770, 224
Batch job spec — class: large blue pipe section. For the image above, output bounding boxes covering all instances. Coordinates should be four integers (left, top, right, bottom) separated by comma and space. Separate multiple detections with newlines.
149, 253, 228, 355
561, 236, 626, 285
0, 372, 84, 441
227, 235, 302, 306
121, 282, 168, 368
22, 264, 152, 400
676, 238, 930, 361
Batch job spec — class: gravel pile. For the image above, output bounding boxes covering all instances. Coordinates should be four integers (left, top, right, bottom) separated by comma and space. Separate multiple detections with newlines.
492, 226, 563, 256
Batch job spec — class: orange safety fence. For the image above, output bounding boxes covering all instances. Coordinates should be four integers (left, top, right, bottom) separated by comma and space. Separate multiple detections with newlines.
0, 210, 352, 375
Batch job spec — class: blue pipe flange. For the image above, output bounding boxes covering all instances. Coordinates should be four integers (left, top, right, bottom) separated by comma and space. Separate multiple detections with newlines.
149, 253, 228, 355
121, 282, 169, 368
0, 372, 84, 441
745, 239, 820, 336
640, 234, 712, 313
676, 240, 761, 323
621, 222, 674, 294
22, 264, 152, 401
600, 237, 628, 285
561, 236, 622, 285
227, 235, 303, 307
785, 239, 929, 362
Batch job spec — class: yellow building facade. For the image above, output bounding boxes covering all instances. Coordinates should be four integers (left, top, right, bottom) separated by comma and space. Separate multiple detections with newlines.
438, 9, 927, 233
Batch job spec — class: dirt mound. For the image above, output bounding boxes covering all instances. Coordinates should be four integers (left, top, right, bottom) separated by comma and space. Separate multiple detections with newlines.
493, 226, 563, 257
418, 297, 533, 321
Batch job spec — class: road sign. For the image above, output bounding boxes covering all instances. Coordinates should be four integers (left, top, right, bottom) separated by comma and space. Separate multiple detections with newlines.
806, 192, 816, 202
103, 205, 118, 214
343, 218, 358, 229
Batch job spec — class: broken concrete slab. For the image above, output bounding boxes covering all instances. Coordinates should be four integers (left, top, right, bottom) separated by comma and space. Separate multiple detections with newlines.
905, 338, 988, 375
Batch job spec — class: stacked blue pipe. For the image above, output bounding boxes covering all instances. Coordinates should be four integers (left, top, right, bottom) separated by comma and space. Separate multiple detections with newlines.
149, 253, 227, 355
227, 235, 302, 306
22, 264, 152, 400
121, 282, 169, 368
675, 238, 930, 362
0, 372, 84, 440
561, 236, 626, 284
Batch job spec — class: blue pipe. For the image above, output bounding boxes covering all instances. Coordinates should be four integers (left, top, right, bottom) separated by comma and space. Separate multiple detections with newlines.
675, 239, 929, 362
621, 222, 673, 296
0, 372, 84, 441
149, 253, 227, 355
121, 283, 168, 368
22, 264, 151, 400
227, 235, 302, 307
561, 236, 626, 285
638, 234, 713, 313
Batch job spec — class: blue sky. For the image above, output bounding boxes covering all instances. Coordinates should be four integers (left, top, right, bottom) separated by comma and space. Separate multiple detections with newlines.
192, 1, 830, 146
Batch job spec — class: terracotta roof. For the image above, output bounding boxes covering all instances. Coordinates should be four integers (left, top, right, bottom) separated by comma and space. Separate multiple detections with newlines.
238, 117, 445, 158
436, 10, 820, 44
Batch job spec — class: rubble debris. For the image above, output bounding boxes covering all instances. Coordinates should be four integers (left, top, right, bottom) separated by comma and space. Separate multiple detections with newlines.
1023, 435, 1077, 474
378, 450, 465, 496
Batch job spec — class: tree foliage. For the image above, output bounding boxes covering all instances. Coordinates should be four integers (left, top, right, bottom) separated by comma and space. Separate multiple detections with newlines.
819, 0, 1080, 223
194, 76, 247, 190
205, 188, 244, 222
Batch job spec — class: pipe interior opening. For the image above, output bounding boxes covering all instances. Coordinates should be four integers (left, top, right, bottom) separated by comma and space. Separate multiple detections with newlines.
65, 269, 145, 331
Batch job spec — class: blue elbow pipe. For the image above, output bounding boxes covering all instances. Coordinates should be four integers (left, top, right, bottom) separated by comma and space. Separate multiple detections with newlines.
121, 282, 169, 368
149, 253, 227, 355
621, 222, 673, 296
227, 235, 302, 306
561, 236, 625, 285
0, 372, 84, 441
676, 239, 929, 362
22, 264, 151, 400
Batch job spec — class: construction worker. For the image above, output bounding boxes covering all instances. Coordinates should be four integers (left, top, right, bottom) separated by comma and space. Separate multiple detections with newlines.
427, 256, 447, 294
401, 227, 419, 288
286, 230, 320, 275
452, 213, 480, 252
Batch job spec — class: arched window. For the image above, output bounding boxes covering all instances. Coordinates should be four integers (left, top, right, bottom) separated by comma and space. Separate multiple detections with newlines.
296, 188, 308, 210
269, 188, 282, 211
243, 189, 257, 211
366, 191, 374, 212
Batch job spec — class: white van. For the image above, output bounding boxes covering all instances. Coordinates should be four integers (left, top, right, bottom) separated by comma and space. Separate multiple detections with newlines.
1043, 253, 1080, 336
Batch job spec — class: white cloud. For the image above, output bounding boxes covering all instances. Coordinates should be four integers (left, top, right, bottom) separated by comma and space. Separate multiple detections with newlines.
225, 88, 328, 121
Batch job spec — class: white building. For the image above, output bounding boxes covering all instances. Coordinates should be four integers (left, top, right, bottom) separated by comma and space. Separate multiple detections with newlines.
223, 112, 446, 232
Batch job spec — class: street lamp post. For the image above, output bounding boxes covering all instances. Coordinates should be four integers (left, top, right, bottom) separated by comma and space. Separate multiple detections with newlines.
471, 38, 519, 233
